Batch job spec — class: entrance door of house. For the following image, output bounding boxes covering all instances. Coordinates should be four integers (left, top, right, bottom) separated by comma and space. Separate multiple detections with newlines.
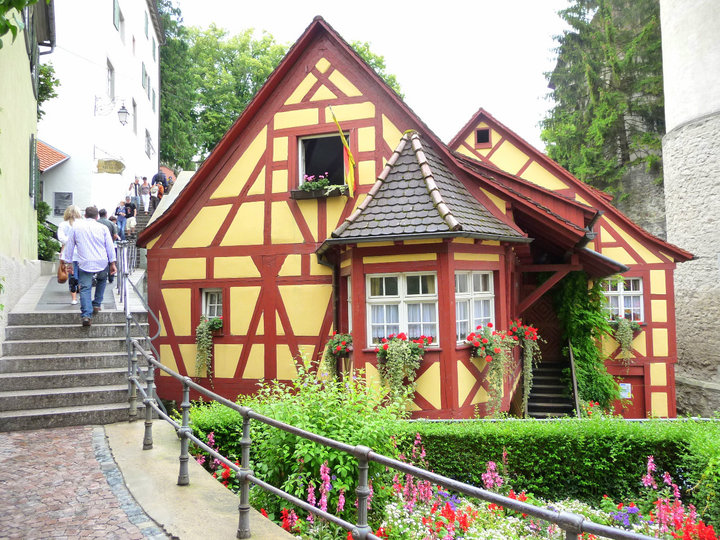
522, 293, 563, 365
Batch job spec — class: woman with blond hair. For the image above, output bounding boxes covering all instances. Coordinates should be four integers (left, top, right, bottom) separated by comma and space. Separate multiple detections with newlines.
57, 205, 83, 304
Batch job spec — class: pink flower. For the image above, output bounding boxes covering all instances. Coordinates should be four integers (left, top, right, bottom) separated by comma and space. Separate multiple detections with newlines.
338, 489, 346, 512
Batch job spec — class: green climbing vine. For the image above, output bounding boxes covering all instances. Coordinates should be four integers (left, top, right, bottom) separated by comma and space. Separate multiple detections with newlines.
553, 271, 620, 409
194, 316, 223, 382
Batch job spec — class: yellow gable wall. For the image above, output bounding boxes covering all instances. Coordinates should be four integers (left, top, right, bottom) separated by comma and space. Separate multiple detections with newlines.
173, 205, 232, 248
211, 127, 268, 199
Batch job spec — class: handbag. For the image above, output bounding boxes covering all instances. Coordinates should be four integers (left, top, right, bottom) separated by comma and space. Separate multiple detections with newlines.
57, 261, 68, 284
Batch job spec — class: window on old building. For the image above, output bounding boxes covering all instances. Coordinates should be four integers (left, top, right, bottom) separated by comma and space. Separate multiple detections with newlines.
602, 277, 644, 322
298, 133, 346, 188
202, 289, 223, 319
455, 271, 495, 342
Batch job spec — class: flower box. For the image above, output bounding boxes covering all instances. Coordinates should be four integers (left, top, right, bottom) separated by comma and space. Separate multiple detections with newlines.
289, 188, 346, 200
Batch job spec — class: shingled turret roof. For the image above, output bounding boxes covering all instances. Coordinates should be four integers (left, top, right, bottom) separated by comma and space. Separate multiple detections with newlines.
326, 132, 527, 245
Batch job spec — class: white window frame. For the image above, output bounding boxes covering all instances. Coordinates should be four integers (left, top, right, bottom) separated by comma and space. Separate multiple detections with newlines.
202, 288, 223, 319
602, 277, 644, 322
366, 272, 439, 347
455, 271, 495, 343
298, 132, 348, 188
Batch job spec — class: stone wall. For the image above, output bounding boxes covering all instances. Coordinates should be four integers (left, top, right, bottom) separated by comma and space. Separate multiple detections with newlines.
663, 113, 720, 416
0, 254, 44, 341
614, 165, 667, 240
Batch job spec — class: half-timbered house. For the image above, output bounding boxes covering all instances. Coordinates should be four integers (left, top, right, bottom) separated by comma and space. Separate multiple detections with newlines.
138, 17, 692, 418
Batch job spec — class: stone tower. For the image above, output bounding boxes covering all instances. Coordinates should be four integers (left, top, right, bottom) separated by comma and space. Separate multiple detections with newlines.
660, 0, 720, 415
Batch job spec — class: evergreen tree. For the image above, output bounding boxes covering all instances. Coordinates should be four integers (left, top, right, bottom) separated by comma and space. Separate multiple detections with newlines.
541, 0, 664, 197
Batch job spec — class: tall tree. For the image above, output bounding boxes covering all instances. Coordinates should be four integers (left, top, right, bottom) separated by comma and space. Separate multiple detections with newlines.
541, 0, 664, 197
158, 0, 196, 171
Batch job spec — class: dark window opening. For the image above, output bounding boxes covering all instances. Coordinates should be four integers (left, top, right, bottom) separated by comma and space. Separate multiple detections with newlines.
54, 192, 73, 216
300, 134, 345, 187
476, 128, 490, 145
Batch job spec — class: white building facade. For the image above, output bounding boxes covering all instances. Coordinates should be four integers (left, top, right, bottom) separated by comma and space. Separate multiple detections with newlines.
39, 0, 162, 223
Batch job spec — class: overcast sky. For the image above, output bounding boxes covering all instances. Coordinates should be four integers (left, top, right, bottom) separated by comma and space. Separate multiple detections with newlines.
178, 0, 570, 151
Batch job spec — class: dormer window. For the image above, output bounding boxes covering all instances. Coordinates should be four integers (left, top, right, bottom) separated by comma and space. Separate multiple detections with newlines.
299, 133, 347, 188
475, 128, 491, 148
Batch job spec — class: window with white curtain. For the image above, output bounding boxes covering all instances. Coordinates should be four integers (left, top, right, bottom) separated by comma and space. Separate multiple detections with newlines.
601, 277, 643, 322
366, 273, 438, 346
202, 289, 222, 319
455, 271, 494, 342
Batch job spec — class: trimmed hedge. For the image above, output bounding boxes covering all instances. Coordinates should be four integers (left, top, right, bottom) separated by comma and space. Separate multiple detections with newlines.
394, 418, 720, 524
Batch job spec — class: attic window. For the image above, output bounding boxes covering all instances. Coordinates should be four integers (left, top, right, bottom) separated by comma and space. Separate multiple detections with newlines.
475, 128, 491, 148
299, 133, 346, 188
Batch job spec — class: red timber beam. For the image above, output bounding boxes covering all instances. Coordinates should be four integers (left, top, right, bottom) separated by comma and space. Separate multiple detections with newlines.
517, 256, 582, 315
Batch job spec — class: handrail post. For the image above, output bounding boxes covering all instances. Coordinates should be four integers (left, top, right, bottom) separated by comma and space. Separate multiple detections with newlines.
352, 445, 372, 540
143, 358, 155, 450
128, 345, 138, 422
568, 340, 581, 417
177, 378, 191, 486
237, 410, 252, 539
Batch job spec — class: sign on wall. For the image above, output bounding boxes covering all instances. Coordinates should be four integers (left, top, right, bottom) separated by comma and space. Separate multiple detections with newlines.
97, 159, 125, 174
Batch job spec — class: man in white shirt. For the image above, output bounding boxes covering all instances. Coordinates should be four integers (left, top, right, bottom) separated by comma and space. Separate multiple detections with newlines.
63, 206, 117, 326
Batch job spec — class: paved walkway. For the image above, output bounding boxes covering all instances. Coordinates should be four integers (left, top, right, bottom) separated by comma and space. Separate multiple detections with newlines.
1, 273, 293, 539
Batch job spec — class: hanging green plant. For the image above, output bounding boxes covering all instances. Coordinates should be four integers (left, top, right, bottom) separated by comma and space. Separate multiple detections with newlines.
553, 272, 620, 409
322, 332, 353, 379
509, 319, 544, 417
375, 333, 431, 399
611, 317, 641, 367
195, 316, 223, 381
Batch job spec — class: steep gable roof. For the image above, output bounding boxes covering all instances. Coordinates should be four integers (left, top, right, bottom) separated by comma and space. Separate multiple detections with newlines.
37, 139, 69, 172
326, 132, 527, 247
449, 108, 693, 262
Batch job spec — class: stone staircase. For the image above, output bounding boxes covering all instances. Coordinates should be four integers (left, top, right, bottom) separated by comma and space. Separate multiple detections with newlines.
527, 362, 577, 418
0, 310, 148, 431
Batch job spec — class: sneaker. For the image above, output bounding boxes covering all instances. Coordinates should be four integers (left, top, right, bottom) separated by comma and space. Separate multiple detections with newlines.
93, 306, 101, 314
71, 300, 78, 305
82, 317, 91, 327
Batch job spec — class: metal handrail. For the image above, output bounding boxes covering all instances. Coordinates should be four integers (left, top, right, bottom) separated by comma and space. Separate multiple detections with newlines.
120, 263, 655, 540
568, 339, 582, 417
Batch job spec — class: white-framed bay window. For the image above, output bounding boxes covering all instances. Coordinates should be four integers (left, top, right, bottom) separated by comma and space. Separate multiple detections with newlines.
601, 277, 643, 322
202, 288, 223, 319
366, 273, 438, 346
455, 271, 494, 342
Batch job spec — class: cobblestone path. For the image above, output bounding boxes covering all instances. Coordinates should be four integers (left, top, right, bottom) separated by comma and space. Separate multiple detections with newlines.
0, 426, 168, 540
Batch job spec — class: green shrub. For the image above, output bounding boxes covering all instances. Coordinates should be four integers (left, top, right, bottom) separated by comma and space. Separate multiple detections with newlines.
393, 417, 720, 524
189, 356, 408, 521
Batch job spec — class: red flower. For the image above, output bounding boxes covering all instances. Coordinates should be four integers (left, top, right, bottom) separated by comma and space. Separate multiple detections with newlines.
493, 347, 501, 353
485, 356, 492, 362
381, 337, 388, 343
341, 340, 347, 345
374, 347, 379, 353
481, 338, 488, 344
221, 468, 231, 480
336, 345, 342, 351
383, 343, 389, 350
428, 336, 433, 343
260, 508, 268, 518
473, 341, 480, 347
418, 345, 423, 349
487, 322, 493, 328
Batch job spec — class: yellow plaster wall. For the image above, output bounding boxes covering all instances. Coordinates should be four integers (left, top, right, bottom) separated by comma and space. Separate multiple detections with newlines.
472, 385, 489, 405
247, 167, 266, 196
415, 362, 441, 409
273, 136, 288, 161
652, 328, 669, 357
211, 127, 267, 199
452, 238, 475, 244
632, 331, 647, 356
159, 313, 167, 337
404, 239, 442, 245
519, 161, 570, 191
229, 287, 261, 335
179, 344, 198, 376
279, 254, 302, 276
242, 345, 265, 379
146, 236, 161, 250
326, 197, 346, 239
274, 109, 319, 130
159, 344, 178, 376
284, 73, 318, 105
221, 201, 264, 246
272, 169, 288, 193
310, 85, 337, 101
600, 246, 638, 266
603, 217, 662, 264
480, 188, 506, 214
358, 127, 375, 152
650, 270, 667, 295
650, 363, 667, 386
651, 300, 668, 323
278, 284, 332, 336
297, 199, 318, 242
455, 146, 476, 160
602, 335, 619, 357
214, 256, 260, 279
457, 360, 476, 405
277, 345, 299, 379
358, 160, 376, 185
487, 141, 527, 175
315, 58, 330, 73
162, 258, 206, 281
214, 344, 244, 378
651, 392, 669, 417
453, 253, 500, 262
325, 102, 374, 122
382, 115, 403, 152
271, 202, 306, 244
173, 205, 232, 248
162, 288, 192, 336
363, 254, 437, 264
310, 254, 333, 276
328, 70, 361, 97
